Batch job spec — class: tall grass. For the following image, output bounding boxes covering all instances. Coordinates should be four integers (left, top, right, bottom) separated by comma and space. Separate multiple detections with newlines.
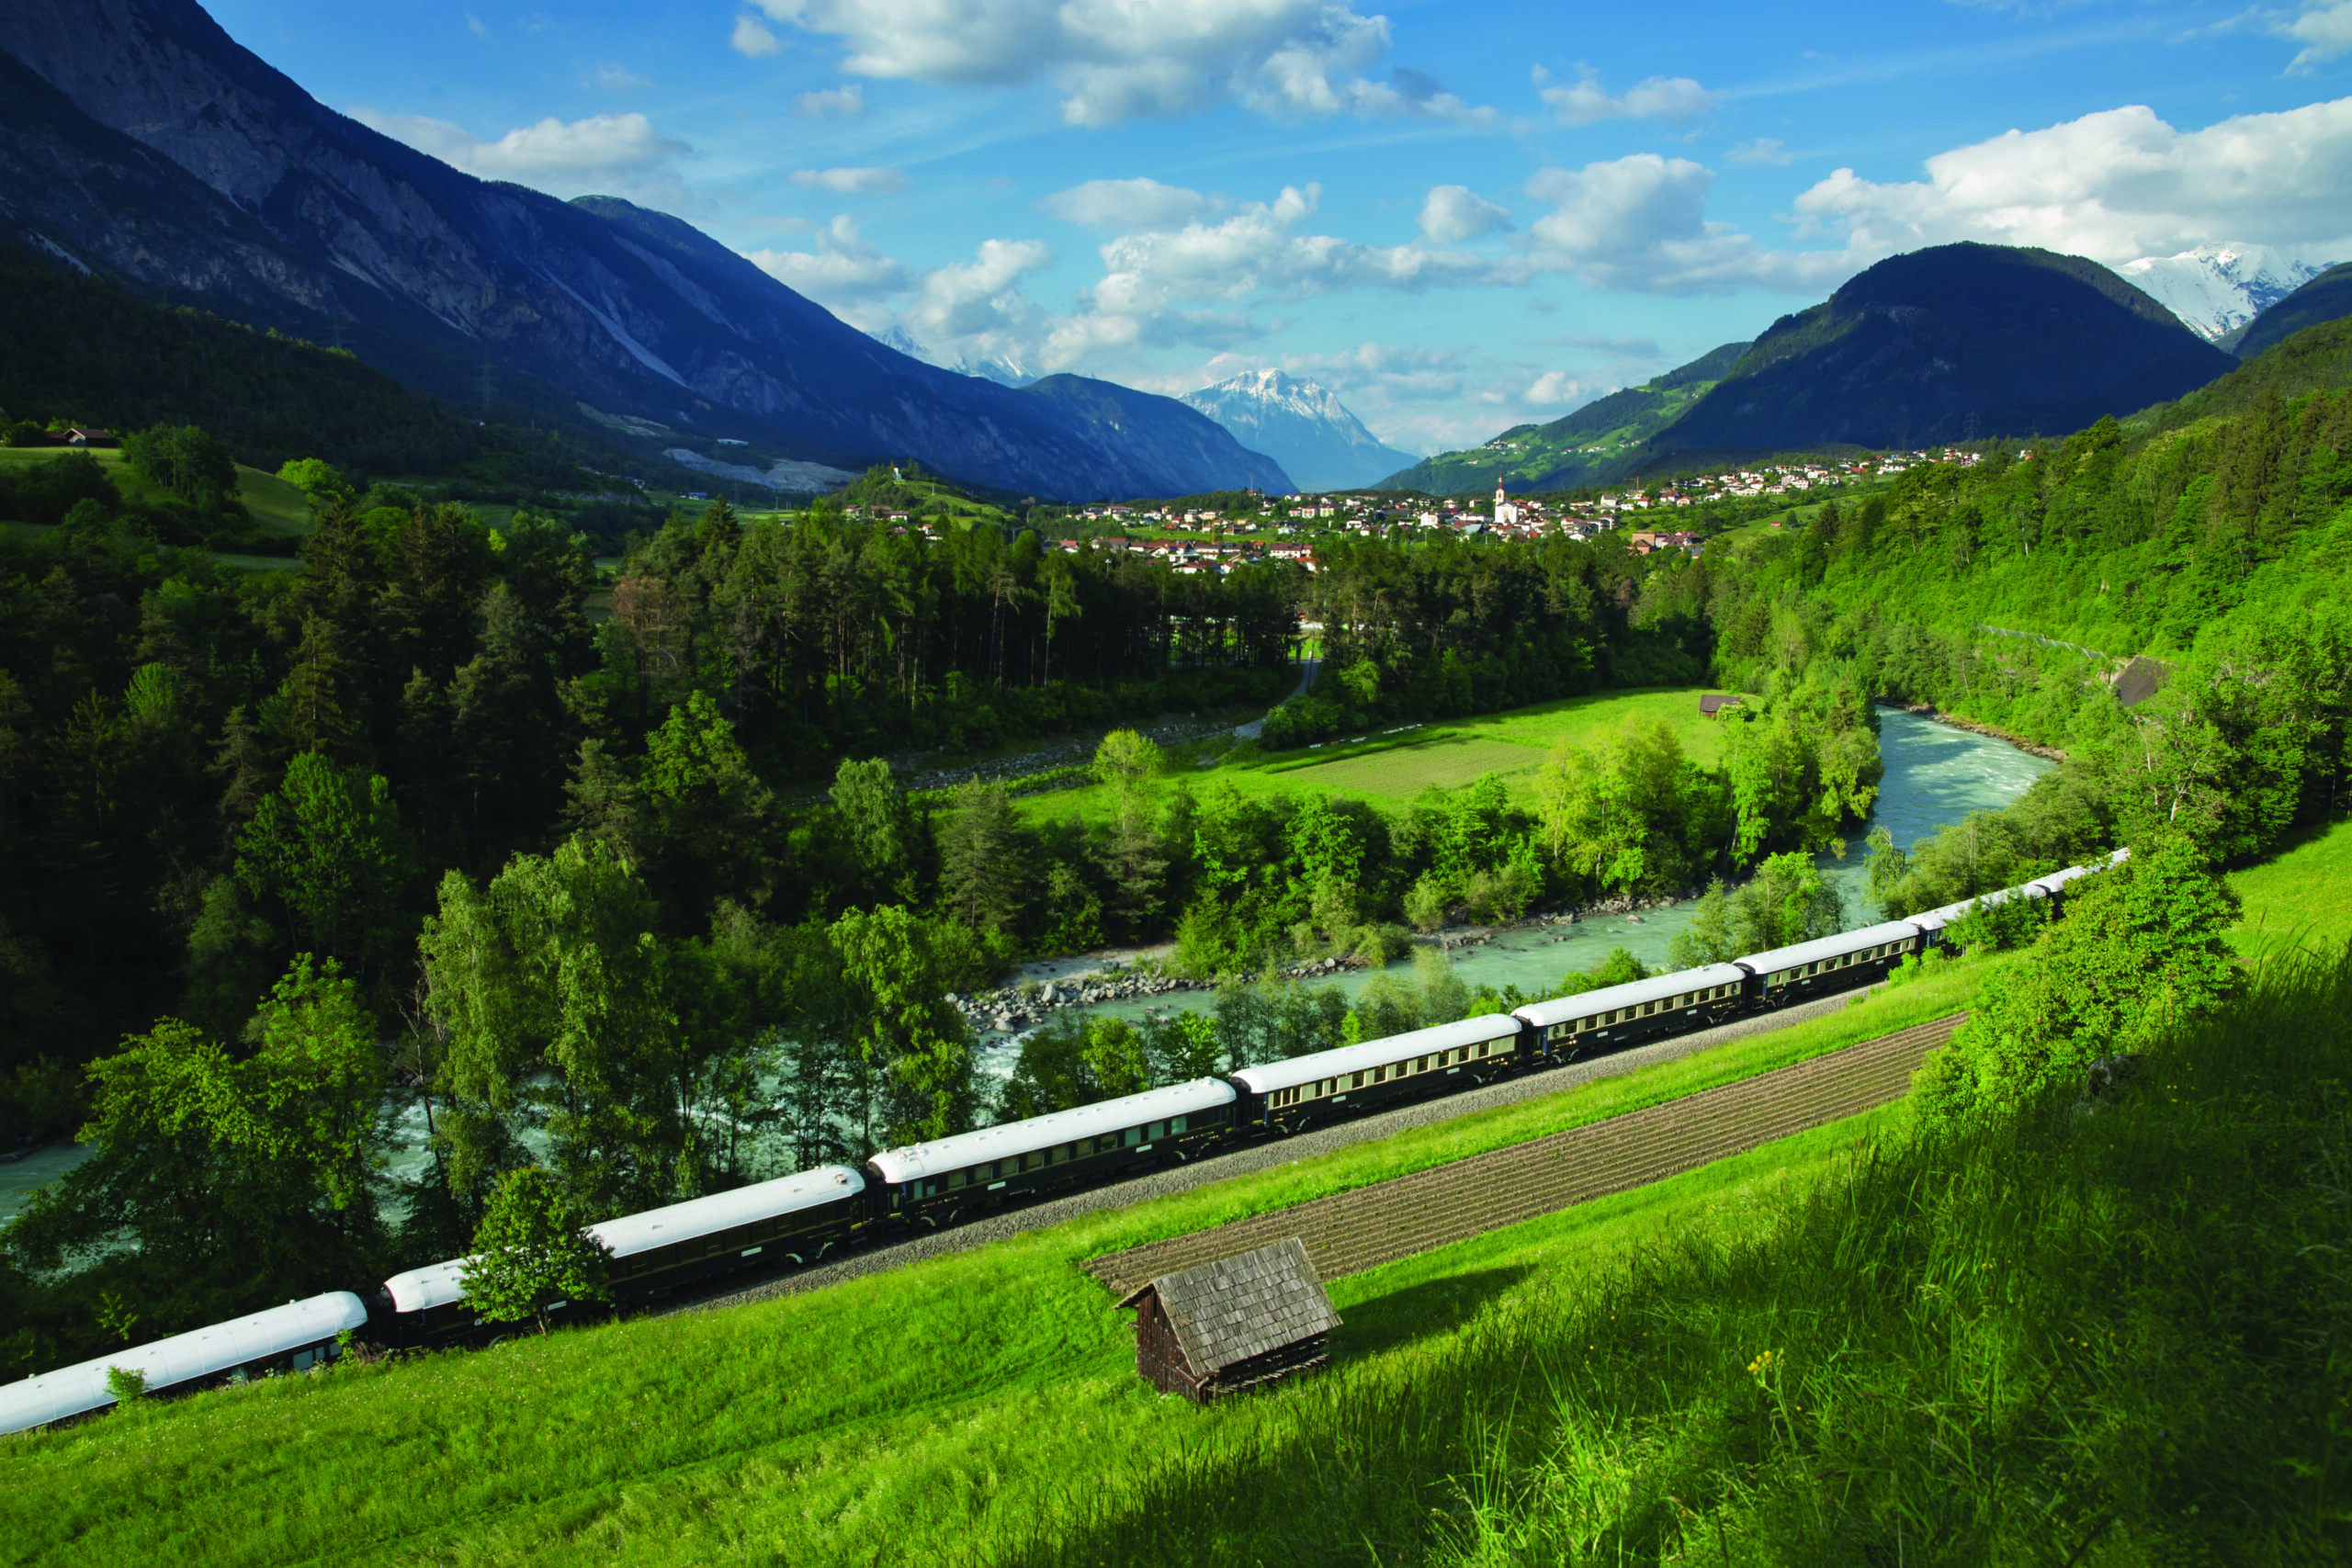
983, 949, 2352, 1566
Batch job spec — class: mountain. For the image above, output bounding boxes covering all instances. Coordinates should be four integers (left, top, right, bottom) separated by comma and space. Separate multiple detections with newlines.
2223, 263, 2352, 359
1636, 244, 2235, 459
1375, 343, 1747, 494
0, 0, 1284, 502
1178, 370, 1419, 491
2116, 243, 2338, 343
866, 325, 1036, 388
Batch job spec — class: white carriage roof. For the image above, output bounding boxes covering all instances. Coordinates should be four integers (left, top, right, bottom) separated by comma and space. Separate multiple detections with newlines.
1736, 921, 1926, 978
868, 1078, 1237, 1184
383, 1165, 866, 1314
2029, 859, 2114, 894
1229, 1014, 1522, 1096
1907, 882, 2042, 931
1513, 964, 1750, 1030
0, 1291, 368, 1436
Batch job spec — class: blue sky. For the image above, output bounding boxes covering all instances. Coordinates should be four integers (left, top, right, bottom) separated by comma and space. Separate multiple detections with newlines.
210, 0, 2352, 454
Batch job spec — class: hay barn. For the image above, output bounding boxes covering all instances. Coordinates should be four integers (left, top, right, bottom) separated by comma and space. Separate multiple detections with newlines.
1115, 1237, 1340, 1404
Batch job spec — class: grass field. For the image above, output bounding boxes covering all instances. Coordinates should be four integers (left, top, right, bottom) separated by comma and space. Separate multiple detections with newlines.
1021, 685, 1724, 824
2230, 818, 2352, 959
0, 963, 1999, 1566
0, 446, 311, 534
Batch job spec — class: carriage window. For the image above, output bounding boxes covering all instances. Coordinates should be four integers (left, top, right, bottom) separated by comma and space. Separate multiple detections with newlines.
1171, 1115, 1188, 1134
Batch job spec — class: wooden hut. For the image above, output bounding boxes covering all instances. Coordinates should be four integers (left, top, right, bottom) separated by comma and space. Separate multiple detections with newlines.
1114, 1237, 1341, 1404
1699, 694, 1744, 717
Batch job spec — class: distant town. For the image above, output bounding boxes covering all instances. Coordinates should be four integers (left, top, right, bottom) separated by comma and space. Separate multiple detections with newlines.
827, 446, 1998, 574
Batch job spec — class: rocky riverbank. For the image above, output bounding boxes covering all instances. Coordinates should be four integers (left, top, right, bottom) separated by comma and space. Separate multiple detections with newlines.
953, 890, 1698, 1035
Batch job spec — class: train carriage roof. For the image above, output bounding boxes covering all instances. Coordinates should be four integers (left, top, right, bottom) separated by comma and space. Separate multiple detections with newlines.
383, 1165, 867, 1314
1512, 964, 1749, 1031
1736, 920, 1928, 979
2028, 866, 2086, 896
1229, 1014, 1523, 1097
0, 1292, 368, 1436
868, 1077, 1238, 1185
1908, 882, 2045, 931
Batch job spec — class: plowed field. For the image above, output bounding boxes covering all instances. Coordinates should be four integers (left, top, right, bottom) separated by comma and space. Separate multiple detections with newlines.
1084, 1013, 1963, 1296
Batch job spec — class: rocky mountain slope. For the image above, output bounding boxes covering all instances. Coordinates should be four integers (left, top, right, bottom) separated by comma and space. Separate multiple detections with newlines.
0, 0, 1286, 501
1179, 370, 1419, 491
2223, 262, 2352, 360
2117, 243, 2338, 343
1637, 244, 2234, 458
1375, 343, 1747, 494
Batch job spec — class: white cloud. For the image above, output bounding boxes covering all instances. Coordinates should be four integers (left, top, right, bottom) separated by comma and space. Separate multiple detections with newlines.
902, 238, 1057, 359
1539, 67, 1716, 127
1540, 333, 1660, 358
1788, 97, 2352, 263
794, 83, 866, 116
350, 108, 693, 203
1524, 371, 1603, 405
2285, 2, 2352, 71
466, 13, 486, 35
1088, 184, 1509, 317
1419, 185, 1513, 243
790, 165, 912, 193
1043, 177, 1219, 230
590, 63, 652, 92
732, 14, 785, 56
745, 215, 912, 320
1522, 154, 1843, 294
748, 0, 1494, 126
1726, 137, 1792, 167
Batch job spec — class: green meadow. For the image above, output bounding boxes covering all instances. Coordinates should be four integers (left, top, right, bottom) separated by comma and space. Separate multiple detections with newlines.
1021, 684, 1726, 824
0, 961, 1994, 1566
0, 445, 311, 535
2228, 817, 2352, 960
6, 938, 2338, 1564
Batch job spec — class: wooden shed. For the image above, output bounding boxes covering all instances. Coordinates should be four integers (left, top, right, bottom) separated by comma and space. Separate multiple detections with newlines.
1699, 694, 1744, 717
1114, 1236, 1341, 1404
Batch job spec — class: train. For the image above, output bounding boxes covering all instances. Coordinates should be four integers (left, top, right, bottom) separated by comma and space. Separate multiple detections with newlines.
0, 850, 2125, 1435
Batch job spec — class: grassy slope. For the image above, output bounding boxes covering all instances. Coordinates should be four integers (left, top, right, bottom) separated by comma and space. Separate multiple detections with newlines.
0, 963, 1997, 1566
0, 446, 311, 535
2229, 817, 2352, 959
1023, 686, 1723, 825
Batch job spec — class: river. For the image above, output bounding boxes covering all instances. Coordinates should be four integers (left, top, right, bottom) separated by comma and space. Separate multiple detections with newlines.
974, 706, 2053, 1073
0, 707, 2051, 1224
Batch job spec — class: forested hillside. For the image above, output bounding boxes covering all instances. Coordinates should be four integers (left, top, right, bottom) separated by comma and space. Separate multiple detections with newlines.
1702, 320, 2352, 922
0, 244, 628, 492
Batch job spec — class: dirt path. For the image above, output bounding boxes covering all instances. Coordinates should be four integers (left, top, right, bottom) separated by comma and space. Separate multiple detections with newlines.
679, 986, 1936, 1315
1083, 1013, 1962, 1296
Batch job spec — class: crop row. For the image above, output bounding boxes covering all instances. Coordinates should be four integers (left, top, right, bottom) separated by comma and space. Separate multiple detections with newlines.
1086, 1014, 1965, 1295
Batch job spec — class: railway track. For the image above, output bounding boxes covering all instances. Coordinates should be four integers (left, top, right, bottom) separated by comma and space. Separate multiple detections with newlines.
1082, 1012, 1963, 1296
679, 984, 1928, 1314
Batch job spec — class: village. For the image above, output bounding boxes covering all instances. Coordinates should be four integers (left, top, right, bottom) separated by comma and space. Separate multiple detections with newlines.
834, 446, 1990, 575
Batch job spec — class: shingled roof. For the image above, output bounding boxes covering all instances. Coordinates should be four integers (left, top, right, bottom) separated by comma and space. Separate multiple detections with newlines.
1116, 1237, 1340, 1374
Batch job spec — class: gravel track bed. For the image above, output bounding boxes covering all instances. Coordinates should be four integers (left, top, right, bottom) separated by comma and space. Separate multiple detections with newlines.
674, 984, 1921, 1318
1085, 1014, 1962, 1294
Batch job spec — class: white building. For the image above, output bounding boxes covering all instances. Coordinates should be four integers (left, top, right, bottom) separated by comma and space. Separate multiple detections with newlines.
1491, 482, 1521, 529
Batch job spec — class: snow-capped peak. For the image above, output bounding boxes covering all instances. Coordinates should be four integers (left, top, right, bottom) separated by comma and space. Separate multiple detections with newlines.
1181, 369, 1422, 491
2117, 242, 2344, 342
864, 324, 1035, 386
